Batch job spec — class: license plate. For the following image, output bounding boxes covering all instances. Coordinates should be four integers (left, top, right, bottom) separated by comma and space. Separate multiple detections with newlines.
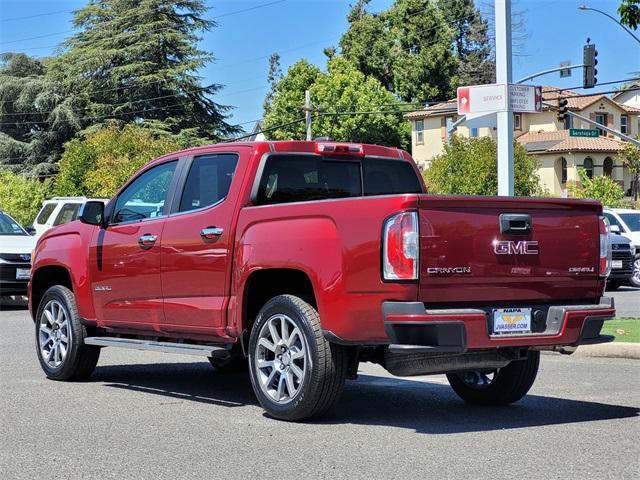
16, 268, 31, 280
611, 260, 623, 269
493, 308, 531, 334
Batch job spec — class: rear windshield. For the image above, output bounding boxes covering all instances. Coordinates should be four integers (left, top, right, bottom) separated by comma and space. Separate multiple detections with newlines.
256, 155, 422, 205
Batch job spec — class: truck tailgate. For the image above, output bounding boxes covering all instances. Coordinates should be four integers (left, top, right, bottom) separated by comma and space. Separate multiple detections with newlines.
418, 195, 603, 305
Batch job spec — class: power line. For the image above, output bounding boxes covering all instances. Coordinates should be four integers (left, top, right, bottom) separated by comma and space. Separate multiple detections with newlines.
542, 86, 640, 100
0, 8, 70, 23
0, 0, 287, 48
222, 117, 307, 142
540, 78, 640, 95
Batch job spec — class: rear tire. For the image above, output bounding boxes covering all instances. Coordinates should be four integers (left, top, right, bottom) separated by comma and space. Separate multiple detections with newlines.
35, 285, 100, 381
248, 295, 347, 421
446, 350, 540, 405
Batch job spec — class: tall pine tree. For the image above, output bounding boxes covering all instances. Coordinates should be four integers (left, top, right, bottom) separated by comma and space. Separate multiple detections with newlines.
50, 0, 238, 144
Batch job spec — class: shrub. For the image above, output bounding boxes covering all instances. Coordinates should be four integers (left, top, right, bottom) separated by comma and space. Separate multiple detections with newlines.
569, 169, 625, 207
0, 170, 53, 226
56, 124, 180, 198
423, 136, 543, 196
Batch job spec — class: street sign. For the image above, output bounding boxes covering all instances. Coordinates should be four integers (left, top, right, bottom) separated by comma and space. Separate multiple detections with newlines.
509, 84, 542, 113
457, 84, 507, 114
560, 61, 571, 78
457, 84, 542, 114
569, 128, 599, 137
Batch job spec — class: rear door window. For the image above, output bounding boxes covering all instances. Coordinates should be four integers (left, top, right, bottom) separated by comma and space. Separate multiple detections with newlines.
53, 203, 81, 226
36, 204, 57, 225
178, 154, 238, 212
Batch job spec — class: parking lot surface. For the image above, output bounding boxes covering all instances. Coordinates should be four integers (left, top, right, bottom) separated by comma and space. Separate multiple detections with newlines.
1, 305, 638, 480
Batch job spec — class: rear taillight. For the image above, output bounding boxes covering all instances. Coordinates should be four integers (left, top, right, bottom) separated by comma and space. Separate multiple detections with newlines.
599, 216, 612, 277
382, 211, 419, 281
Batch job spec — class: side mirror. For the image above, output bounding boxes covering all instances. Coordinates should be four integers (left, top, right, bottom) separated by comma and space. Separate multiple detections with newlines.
79, 201, 105, 227
25, 225, 36, 235
608, 224, 620, 234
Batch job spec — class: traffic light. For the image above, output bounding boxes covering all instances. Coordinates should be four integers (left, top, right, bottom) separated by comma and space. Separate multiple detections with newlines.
583, 43, 598, 89
557, 97, 569, 122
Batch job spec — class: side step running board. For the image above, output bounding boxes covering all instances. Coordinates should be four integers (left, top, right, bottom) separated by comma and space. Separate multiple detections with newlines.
84, 337, 230, 358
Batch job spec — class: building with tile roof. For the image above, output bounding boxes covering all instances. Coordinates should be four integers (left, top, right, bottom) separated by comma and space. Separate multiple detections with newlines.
405, 86, 639, 197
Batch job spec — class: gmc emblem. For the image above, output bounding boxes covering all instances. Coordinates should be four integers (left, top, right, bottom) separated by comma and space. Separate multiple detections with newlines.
494, 240, 539, 255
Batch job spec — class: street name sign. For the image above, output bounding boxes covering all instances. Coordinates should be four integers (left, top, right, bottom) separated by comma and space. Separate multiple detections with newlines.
457, 84, 542, 114
569, 128, 599, 138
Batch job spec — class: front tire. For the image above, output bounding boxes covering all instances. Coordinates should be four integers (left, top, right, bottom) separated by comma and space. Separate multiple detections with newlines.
446, 350, 540, 405
35, 285, 100, 381
630, 255, 640, 288
248, 295, 347, 421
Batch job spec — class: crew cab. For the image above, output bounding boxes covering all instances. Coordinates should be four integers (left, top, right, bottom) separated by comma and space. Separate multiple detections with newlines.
29, 141, 616, 421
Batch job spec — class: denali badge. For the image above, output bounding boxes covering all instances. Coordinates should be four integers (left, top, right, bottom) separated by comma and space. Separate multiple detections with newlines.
569, 267, 594, 273
493, 240, 539, 255
427, 267, 472, 275
94, 285, 112, 292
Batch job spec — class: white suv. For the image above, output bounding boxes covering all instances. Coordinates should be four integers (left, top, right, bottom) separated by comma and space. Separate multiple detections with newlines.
31, 197, 108, 238
603, 208, 640, 287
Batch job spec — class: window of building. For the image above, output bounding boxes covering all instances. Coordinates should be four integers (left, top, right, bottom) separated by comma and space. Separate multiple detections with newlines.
583, 157, 594, 179
558, 157, 567, 184
514, 113, 521, 130
415, 120, 424, 144
621, 115, 628, 135
595, 113, 606, 136
603, 157, 613, 177
564, 114, 572, 130
178, 154, 238, 212
470, 127, 478, 138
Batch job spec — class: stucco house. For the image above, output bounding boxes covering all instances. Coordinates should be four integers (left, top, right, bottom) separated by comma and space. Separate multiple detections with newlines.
404, 86, 640, 197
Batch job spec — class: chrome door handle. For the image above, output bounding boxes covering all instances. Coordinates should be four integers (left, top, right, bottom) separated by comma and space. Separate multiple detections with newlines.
138, 234, 158, 250
201, 227, 223, 242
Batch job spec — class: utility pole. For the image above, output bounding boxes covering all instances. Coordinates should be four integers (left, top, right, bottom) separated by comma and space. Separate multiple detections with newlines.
495, 0, 514, 196
305, 90, 312, 141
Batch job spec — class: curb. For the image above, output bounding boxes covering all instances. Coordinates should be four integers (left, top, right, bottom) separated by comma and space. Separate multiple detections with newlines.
573, 342, 640, 360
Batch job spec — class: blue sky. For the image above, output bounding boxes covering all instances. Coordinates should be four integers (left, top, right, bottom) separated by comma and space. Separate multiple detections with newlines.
0, 0, 638, 132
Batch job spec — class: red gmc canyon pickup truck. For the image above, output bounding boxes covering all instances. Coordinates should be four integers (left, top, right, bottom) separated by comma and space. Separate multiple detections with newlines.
29, 140, 616, 421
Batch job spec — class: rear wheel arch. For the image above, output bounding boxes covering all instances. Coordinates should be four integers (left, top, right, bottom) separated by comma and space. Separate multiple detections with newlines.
31, 265, 73, 321
240, 268, 318, 352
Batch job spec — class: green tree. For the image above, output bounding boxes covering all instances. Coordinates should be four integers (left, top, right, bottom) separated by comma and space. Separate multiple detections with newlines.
619, 0, 640, 29
0, 170, 54, 225
0, 53, 83, 175
437, 0, 495, 85
49, 0, 238, 143
263, 57, 410, 148
55, 124, 179, 198
339, 0, 458, 102
619, 140, 640, 201
263, 53, 283, 117
569, 169, 625, 207
424, 136, 542, 196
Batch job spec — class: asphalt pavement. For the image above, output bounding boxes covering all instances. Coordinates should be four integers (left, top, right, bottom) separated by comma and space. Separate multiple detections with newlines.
1, 305, 638, 480
608, 286, 640, 317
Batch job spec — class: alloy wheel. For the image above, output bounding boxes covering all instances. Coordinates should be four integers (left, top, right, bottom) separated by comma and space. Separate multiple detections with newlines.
254, 314, 307, 404
460, 369, 498, 389
38, 300, 71, 368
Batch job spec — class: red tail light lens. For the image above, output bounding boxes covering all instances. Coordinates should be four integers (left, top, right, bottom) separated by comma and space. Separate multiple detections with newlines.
599, 216, 612, 277
382, 211, 419, 281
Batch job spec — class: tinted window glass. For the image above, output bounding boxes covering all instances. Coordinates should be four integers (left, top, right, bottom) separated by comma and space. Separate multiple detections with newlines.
257, 156, 361, 205
179, 154, 238, 212
363, 159, 422, 196
53, 203, 81, 226
113, 161, 177, 224
620, 213, 640, 232
36, 203, 56, 224
604, 213, 621, 229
